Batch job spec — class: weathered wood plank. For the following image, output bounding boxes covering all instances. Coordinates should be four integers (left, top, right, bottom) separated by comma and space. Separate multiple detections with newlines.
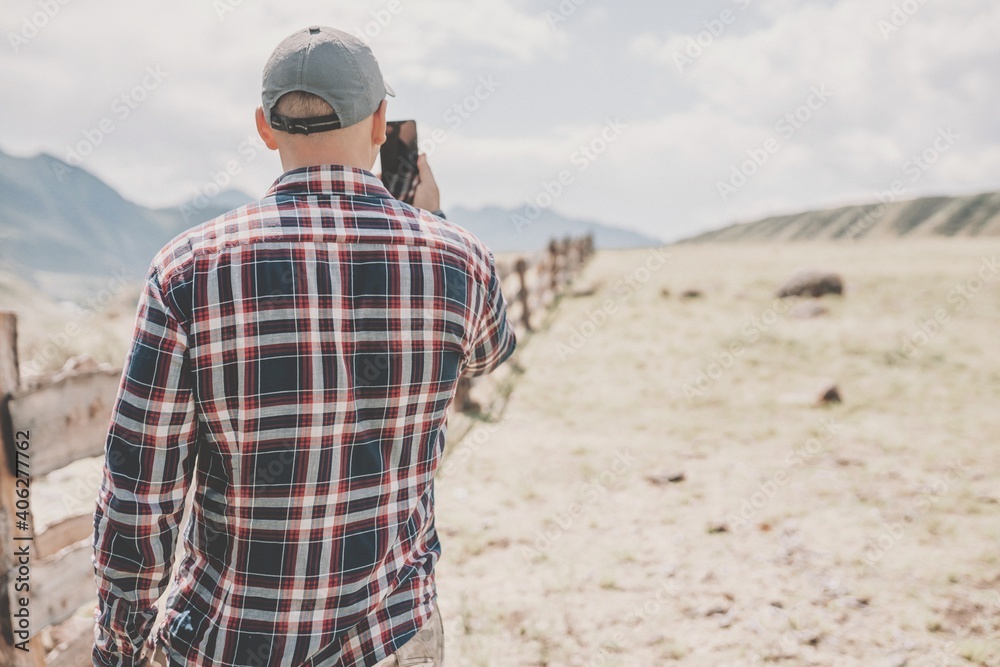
7, 371, 120, 478
13, 540, 95, 637
0, 312, 16, 392
36, 513, 93, 561
0, 313, 46, 665
44, 621, 95, 667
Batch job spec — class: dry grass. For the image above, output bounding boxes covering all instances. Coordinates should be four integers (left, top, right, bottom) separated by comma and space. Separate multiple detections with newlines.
434, 239, 1000, 666
0, 269, 139, 381
8, 240, 1000, 665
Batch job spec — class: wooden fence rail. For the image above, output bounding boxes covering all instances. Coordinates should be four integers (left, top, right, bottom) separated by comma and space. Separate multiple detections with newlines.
453, 234, 594, 411
495, 234, 595, 336
0, 234, 594, 664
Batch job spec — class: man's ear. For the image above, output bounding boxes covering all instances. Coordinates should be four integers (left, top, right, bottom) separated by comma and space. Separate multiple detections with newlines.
372, 100, 388, 147
255, 106, 279, 151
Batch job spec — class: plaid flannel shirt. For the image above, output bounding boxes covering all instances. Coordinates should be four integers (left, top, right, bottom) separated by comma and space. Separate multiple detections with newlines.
92, 165, 516, 666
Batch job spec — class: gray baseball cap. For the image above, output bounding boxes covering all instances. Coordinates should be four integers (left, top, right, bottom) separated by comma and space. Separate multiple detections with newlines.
262, 26, 395, 135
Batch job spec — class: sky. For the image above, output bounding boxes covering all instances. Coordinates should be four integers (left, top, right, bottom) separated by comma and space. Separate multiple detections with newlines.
1, 0, 998, 241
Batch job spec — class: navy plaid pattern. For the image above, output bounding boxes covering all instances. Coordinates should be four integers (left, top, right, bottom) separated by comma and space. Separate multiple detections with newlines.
92, 165, 516, 666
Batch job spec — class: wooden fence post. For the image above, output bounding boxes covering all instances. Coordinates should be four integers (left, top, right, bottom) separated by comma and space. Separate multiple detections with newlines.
564, 237, 575, 285
0, 313, 46, 666
515, 258, 532, 332
454, 234, 595, 415
453, 377, 480, 414
547, 240, 560, 294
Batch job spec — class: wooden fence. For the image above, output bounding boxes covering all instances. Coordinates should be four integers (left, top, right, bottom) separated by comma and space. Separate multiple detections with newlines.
453, 234, 595, 411
0, 234, 594, 664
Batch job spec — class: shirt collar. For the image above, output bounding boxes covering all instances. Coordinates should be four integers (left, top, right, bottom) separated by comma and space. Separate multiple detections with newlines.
265, 164, 393, 200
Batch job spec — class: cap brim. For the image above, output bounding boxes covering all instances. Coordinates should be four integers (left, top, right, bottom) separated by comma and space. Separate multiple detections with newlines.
384, 80, 396, 97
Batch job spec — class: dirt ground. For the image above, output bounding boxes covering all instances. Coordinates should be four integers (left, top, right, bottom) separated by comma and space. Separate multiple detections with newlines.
433, 240, 1000, 666
18, 239, 1000, 666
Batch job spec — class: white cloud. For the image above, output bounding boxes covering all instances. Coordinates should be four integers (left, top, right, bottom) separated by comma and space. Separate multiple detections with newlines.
614, 0, 1000, 238
1, 0, 998, 242
0, 0, 559, 207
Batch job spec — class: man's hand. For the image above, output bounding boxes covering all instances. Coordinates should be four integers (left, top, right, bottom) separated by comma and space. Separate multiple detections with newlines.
412, 154, 441, 214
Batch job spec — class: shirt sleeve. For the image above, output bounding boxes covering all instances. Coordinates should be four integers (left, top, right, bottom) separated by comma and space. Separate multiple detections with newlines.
463, 254, 517, 377
92, 267, 200, 667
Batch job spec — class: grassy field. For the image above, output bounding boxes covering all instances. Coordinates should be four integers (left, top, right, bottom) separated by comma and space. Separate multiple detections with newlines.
434, 239, 1000, 666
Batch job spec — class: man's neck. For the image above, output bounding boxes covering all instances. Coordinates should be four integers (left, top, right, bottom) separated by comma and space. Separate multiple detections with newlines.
279, 148, 375, 173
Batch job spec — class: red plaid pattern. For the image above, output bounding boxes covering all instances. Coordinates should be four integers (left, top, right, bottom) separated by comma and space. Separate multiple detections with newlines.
92, 165, 516, 666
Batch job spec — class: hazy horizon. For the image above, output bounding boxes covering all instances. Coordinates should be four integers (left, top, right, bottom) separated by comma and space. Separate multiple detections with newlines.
3, 0, 998, 241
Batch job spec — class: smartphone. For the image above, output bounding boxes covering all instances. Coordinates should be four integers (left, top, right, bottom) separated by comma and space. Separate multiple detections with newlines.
380, 120, 419, 204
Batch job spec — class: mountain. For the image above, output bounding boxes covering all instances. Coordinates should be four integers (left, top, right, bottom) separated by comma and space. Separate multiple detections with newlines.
0, 151, 169, 278
0, 149, 660, 299
683, 190, 1000, 243
0, 149, 253, 299
448, 206, 662, 254
156, 189, 257, 226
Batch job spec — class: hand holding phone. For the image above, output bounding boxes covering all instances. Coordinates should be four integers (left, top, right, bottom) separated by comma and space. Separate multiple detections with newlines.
411, 155, 441, 213
381, 120, 419, 204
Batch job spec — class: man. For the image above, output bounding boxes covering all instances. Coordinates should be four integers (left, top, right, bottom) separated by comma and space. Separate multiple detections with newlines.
92, 26, 516, 667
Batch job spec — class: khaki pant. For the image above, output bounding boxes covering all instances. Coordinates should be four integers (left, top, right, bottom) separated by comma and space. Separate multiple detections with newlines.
150, 604, 444, 666
373, 603, 445, 666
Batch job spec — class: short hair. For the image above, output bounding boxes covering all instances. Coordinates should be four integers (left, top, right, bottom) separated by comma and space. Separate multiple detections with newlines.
273, 91, 335, 119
